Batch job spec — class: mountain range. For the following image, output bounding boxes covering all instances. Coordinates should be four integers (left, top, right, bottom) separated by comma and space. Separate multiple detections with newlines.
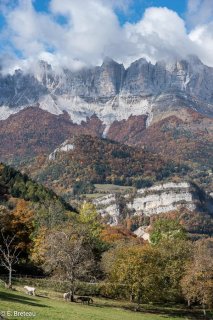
0, 55, 212, 166
0, 55, 212, 228
0, 55, 213, 123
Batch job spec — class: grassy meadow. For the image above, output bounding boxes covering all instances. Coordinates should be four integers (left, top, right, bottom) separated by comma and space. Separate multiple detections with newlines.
0, 285, 210, 320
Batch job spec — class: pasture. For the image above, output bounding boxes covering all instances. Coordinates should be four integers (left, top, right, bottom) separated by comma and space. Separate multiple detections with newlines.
0, 286, 209, 320
85, 184, 134, 199
94, 184, 134, 194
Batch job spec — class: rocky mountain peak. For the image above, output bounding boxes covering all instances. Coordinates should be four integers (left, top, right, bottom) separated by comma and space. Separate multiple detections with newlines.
129, 57, 149, 67
186, 54, 203, 66
0, 55, 212, 124
101, 56, 119, 66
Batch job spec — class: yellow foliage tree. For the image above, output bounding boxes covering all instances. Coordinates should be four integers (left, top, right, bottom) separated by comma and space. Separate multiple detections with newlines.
0, 199, 34, 254
102, 244, 163, 304
78, 202, 102, 238
30, 227, 48, 265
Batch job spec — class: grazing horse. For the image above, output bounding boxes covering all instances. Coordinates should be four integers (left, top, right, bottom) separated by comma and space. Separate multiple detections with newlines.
63, 292, 71, 301
76, 296, 93, 305
24, 286, 36, 296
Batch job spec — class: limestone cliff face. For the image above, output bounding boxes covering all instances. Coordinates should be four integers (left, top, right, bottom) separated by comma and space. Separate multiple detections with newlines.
0, 56, 212, 167
127, 182, 198, 215
0, 55, 213, 125
93, 182, 213, 225
94, 194, 120, 225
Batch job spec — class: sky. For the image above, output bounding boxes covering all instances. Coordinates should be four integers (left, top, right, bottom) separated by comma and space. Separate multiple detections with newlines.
0, 0, 213, 73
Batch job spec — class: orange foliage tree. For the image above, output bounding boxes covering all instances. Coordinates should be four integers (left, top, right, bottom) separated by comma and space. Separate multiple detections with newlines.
0, 199, 34, 256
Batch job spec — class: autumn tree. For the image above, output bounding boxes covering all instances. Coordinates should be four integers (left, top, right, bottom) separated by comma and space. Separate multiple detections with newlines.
156, 238, 192, 301
150, 217, 186, 245
78, 203, 102, 239
0, 230, 21, 288
101, 225, 137, 245
102, 238, 192, 303
43, 224, 94, 301
31, 204, 105, 280
102, 243, 163, 304
30, 227, 48, 265
78, 202, 107, 262
0, 199, 34, 258
181, 238, 213, 315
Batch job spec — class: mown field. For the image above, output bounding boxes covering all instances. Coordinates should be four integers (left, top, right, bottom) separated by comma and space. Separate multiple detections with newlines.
84, 184, 135, 199
0, 286, 210, 320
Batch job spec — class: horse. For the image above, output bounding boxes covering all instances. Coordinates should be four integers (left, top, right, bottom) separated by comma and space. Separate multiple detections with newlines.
63, 292, 71, 301
76, 296, 93, 305
24, 286, 36, 296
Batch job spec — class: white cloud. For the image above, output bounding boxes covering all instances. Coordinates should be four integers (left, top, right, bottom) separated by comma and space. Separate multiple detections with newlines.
6, 0, 64, 58
123, 7, 196, 64
1, 0, 213, 74
186, 0, 213, 67
187, 0, 213, 27
189, 22, 213, 67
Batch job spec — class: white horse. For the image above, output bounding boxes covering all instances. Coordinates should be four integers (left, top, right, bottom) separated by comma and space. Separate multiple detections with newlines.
63, 292, 71, 301
24, 285, 36, 296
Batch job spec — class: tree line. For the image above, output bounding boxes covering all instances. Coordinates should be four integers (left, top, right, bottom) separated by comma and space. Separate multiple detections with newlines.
0, 199, 212, 315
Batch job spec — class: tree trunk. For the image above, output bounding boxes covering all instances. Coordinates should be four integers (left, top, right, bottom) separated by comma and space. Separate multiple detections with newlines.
69, 289, 75, 302
8, 266, 12, 288
70, 291, 74, 302
202, 304, 206, 317
130, 293, 134, 302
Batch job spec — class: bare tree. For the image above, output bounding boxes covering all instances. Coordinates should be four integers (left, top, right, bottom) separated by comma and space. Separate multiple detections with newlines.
43, 226, 94, 302
0, 230, 21, 288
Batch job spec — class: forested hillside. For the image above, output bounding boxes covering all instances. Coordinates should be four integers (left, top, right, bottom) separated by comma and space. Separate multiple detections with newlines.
0, 163, 74, 210
19, 135, 190, 199
0, 163, 76, 260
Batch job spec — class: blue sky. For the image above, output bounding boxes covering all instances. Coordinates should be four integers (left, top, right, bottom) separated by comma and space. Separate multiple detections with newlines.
115, 0, 188, 25
0, 0, 212, 72
31, 0, 188, 20
0, 0, 188, 28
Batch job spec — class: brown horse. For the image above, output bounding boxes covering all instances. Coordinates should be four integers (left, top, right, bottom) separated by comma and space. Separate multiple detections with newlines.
76, 296, 93, 305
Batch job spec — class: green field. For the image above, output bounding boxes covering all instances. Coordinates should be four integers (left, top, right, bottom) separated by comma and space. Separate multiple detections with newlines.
0, 287, 208, 320
94, 184, 134, 193
77, 184, 135, 200
85, 184, 135, 199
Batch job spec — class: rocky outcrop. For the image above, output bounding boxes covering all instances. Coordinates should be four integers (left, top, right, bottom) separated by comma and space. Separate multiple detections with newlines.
93, 194, 120, 225
49, 140, 75, 161
127, 182, 197, 215
93, 182, 213, 225
133, 227, 150, 241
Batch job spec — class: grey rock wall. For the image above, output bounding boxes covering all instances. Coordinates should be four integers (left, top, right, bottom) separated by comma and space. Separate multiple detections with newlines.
94, 182, 213, 225
0, 55, 213, 124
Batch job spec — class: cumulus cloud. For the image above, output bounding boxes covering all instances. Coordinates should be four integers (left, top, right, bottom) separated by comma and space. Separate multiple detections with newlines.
0, 0, 213, 74
50, 0, 125, 63
187, 0, 213, 27
6, 1, 64, 58
189, 22, 213, 67
186, 0, 213, 68
124, 7, 196, 64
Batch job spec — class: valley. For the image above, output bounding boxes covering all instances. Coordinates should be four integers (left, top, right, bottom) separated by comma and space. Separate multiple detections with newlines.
0, 55, 212, 318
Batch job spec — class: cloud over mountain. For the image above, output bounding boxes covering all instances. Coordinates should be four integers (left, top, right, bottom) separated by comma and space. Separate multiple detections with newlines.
0, 0, 213, 73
